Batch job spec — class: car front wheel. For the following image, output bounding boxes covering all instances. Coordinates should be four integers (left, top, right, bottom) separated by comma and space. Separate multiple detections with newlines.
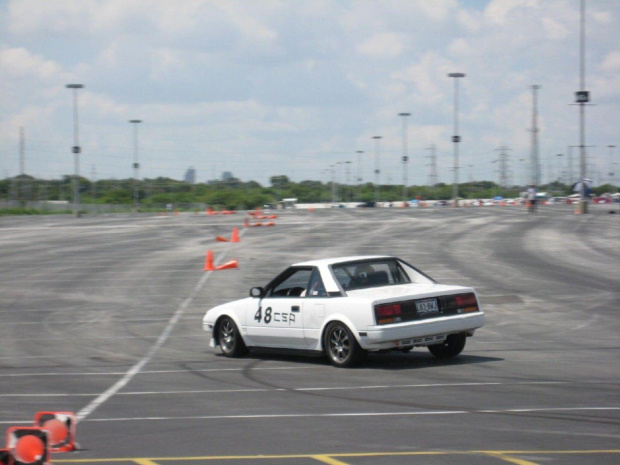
428, 333, 466, 359
324, 322, 365, 368
217, 316, 247, 357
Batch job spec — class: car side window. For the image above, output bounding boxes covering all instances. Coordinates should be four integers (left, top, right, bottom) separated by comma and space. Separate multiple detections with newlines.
268, 268, 312, 297
305, 268, 327, 297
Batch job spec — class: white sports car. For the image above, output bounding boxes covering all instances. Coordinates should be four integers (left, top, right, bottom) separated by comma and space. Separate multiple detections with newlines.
202, 256, 485, 367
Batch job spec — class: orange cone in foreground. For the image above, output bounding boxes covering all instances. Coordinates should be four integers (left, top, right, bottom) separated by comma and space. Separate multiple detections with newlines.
204, 250, 215, 271
34, 411, 77, 452
231, 227, 240, 243
6, 427, 50, 465
216, 259, 239, 270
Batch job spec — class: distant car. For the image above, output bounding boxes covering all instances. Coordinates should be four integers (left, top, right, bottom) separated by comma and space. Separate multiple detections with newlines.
357, 201, 376, 208
202, 256, 485, 367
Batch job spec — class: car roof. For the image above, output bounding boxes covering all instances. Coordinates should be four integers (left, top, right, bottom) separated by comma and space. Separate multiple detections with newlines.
292, 255, 394, 267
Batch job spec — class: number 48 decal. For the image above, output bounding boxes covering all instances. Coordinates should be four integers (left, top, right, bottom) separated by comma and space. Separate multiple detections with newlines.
254, 307, 272, 324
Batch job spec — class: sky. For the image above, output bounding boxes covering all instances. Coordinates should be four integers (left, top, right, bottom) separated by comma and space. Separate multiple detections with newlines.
1, 0, 619, 188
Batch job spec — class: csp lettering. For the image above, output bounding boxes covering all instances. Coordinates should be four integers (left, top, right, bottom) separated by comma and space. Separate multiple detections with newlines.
254, 307, 296, 325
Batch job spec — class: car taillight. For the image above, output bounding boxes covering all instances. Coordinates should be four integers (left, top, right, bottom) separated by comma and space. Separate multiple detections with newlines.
376, 303, 402, 317
375, 303, 402, 324
455, 293, 478, 313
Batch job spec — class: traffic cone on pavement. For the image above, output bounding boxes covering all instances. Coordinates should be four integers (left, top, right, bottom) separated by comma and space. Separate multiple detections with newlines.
215, 235, 229, 242
216, 259, 239, 270
231, 227, 240, 243
204, 250, 215, 271
34, 411, 77, 452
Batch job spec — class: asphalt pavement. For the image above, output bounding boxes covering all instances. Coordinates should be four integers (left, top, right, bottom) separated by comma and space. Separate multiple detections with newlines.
0, 204, 618, 464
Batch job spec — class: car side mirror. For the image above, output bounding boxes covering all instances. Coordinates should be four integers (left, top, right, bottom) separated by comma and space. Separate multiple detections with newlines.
250, 287, 265, 298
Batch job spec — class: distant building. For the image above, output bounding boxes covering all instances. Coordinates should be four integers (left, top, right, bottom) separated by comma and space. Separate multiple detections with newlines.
222, 171, 234, 181
184, 167, 196, 184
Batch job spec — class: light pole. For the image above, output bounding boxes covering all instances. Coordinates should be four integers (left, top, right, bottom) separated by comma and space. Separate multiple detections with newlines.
576, 0, 589, 213
336, 161, 344, 202
608, 145, 616, 190
356, 150, 364, 201
556, 153, 564, 184
399, 113, 411, 204
345, 160, 352, 202
448, 73, 465, 207
372, 136, 382, 204
129, 119, 142, 212
66, 84, 83, 216
329, 164, 336, 203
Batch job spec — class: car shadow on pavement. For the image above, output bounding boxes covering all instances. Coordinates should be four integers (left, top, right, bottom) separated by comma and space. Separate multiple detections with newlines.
212, 349, 503, 370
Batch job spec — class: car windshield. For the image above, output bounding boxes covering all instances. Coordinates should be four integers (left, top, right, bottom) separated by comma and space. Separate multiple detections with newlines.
331, 258, 412, 291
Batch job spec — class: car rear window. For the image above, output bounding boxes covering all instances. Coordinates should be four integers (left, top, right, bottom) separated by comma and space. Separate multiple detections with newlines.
331, 259, 411, 291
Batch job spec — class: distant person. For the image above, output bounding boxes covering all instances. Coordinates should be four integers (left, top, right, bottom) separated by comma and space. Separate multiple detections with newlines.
527, 184, 537, 213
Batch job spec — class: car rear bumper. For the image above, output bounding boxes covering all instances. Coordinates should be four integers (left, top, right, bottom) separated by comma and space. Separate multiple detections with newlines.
360, 312, 484, 350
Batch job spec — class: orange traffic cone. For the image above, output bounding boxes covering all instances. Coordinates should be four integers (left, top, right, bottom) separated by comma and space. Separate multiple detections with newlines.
264, 221, 275, 227
216, 259, 238, 270
6, 427, 50, 465
204, 250, 215, 271
215, 235, 229, 242
231, 227, 240, 243
34, 411, 77, 452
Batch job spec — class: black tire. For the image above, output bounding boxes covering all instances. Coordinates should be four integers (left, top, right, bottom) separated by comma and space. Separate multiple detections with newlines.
217, 316, 247, 357
428, 333, 466, 359
323, 322, 365, 368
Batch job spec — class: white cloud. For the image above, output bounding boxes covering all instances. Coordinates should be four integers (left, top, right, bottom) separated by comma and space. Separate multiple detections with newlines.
601, 51, 620, 72
542, 17, 570, 40
357, 33, 405, 58
458, 9, 482, 32
484, 0, 539, 25
0, 46, 64, 79
448, 38, 472, 57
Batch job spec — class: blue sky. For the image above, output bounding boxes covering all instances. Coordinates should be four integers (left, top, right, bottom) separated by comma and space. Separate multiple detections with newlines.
1, 0, 619, 187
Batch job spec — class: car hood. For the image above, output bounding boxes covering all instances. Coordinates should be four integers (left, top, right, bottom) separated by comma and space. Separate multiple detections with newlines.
346, 283, 473, 301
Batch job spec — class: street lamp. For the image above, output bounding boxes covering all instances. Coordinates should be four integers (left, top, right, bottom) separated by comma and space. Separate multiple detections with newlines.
608, 145, 616, 189
372, 136, 382, 204
399, 113, 411, 204
448, 72, 465, 207
355, 150, 364, 201
129, 119, 142, 212
66, 84, 84, 216
345, 160, 352, 202
329, 164, 336, 203
576, 0, 589, 213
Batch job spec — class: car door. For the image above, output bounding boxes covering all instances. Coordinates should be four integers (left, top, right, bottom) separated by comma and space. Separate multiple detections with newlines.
301, 268, 329, 349
245, 267, 312, 348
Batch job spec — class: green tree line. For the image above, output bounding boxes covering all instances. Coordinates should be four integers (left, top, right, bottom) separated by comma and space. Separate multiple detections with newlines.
1, 174, 613, 211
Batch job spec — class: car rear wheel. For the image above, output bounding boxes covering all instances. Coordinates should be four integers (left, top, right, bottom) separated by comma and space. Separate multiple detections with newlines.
428, 333, 466, 359
324, 322, 365, 368
217, 316, 247, 357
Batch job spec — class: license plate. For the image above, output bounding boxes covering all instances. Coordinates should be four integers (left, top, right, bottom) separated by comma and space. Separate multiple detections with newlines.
415, 298, 439, 315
